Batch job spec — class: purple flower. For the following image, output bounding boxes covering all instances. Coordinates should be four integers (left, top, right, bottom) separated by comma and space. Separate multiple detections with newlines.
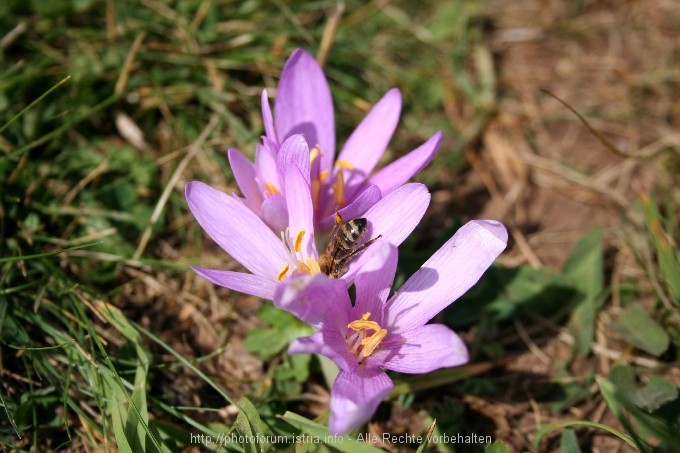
228, 48, 442, 229
185, 134, 432, 300
274, 220, 508, 434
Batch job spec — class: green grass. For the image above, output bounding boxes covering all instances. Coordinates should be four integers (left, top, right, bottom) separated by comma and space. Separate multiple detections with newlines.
2, 0, 680, 451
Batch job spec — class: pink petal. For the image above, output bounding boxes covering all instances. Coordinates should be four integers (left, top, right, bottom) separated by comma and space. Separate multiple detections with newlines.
377, 324, 469, 373
288, 330, 356, 373
274, 274, 349, 328
185, 181, 288, 278
191, 266, 276, 300
352, 242, 398, 324
367, 131, 442, 196
260, 193, 288, 234
317, 185, 382, 231
277, 134, 311, 188
284, 162, 316, 259
228, 148, 263, 211
255, 141, 280, 195
385, 220, 508, 333
261, 89, 278, 145
337, 88, 402, 200
275, 48, 335, 174
337, 237, 384, 284
288, 331, 326, 355
363, 183, 430, 246
329, 368, 393, 435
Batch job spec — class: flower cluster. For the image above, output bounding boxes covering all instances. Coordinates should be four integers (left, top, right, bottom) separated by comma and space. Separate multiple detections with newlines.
186, 48, 508, 435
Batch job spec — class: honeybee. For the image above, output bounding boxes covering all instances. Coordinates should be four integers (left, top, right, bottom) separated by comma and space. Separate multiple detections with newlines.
319, 213, 381, 279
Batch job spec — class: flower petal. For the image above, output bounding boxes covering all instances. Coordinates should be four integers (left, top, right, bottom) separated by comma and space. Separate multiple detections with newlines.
338, 237, 384, 284
337, 88, 402, 200
185, 181, 289, 278
260, 193, 288, 234
385, 220, 508, 333
317, 185, 382, 231
261, 89, 277, 145
377, 324, 469, 373
329, 368, 393, 435
228, 148, 263, 211
278, 134, 311, 189
289, 330, 356, 373
367, 131, 442, 196
363, 182, 430, 246
284, 161, 316, 259
352, 242, 398, 324
275, 48, 335, 173
255, 141, 280, 194
191, 266, 277, 300
275, 274, 350, 328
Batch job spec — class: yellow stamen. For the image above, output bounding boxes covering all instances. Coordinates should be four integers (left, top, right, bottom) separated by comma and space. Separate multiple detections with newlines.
296, 260, 310, 274
348, 319, 382, 332
310, 146, 320, 164
319, 169, 329, 182
348, 312, 377, 331
360, 329, 388, 357
294, 230, 305, 253
305, 257, 321, 274
266, 182, 280, 195
346, 312, 387, 360
336, 160, 355, 170
277, 263, 289, 281
333, 170, 346, 206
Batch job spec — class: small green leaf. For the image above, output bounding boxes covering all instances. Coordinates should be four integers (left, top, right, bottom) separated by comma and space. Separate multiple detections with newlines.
245, 305, 313, 360
565, 227, 605, 355
560, 428, 581, 453
234, 397, 265, 453
103, 371, 134, 453
611, 303, 669, 356
601, 371, 680, 449
634, 377, 678, 412
608, 365, 638, 398
563, 226, 604, 299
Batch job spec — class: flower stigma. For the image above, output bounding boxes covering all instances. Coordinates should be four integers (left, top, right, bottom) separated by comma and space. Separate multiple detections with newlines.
333, 170, 346, 206
309, 145, 320, 165
347, 312, 388, 363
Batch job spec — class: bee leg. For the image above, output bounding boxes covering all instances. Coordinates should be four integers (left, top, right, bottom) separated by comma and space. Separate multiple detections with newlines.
355, 234, 382, 254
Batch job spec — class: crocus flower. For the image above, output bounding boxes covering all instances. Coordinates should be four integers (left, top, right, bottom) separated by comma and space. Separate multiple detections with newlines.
228, 48, 443, 229
186, 134, 432, 300
274, 220, 508, 434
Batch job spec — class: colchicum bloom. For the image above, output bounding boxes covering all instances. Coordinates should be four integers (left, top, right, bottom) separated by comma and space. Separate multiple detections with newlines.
275, 220, 508, 434
185, 134, 432, 300
228, 48, 443, 230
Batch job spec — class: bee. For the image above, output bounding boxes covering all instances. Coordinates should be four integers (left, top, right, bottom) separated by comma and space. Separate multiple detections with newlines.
319, 213, 381, 279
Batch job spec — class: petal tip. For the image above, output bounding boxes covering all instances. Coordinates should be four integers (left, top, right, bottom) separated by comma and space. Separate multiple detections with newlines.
185, 180, 200, 198
474, 219, 509, 245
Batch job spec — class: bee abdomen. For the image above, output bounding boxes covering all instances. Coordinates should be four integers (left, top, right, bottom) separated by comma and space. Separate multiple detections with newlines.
339, 218, 368, 250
